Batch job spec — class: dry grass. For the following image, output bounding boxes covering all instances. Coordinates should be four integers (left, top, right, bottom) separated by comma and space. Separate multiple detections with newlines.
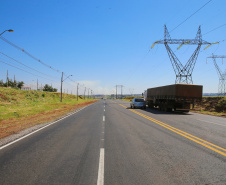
0, 87, 98, 139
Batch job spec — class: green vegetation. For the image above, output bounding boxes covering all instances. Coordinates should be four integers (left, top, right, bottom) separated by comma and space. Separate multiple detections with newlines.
0, 87, 98, 139
0, 79, 24, 89
43, 84, 58, 92
0, 87, 95, 122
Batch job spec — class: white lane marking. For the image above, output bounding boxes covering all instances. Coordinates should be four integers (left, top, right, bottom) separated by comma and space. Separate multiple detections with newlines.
103, 116, 105, 122
97, 148, 105, 185
104, 109, 105, 112
196, 119, 226, 127
0, 104, 93, 150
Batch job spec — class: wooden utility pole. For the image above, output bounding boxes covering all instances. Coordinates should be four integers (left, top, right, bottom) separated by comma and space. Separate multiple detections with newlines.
14, 75, 16, 87
115, 85, 117, 99
77, 83, 79, 101
84, 87, 86, 100
7, 70, 9, 87
61, 72, 63, 102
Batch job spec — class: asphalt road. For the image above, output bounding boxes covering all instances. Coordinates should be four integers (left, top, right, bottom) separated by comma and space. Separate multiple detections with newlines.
0, 99, 225, 185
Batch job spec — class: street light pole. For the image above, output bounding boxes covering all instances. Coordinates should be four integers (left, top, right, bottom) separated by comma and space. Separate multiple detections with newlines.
0, 29, 14, 36
60, 72, 72, 102
61, 72, 63, 102
77, 83, 79, 101
84, 87, 86, 100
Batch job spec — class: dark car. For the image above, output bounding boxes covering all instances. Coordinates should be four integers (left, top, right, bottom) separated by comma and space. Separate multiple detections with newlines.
130, 98, 146, 109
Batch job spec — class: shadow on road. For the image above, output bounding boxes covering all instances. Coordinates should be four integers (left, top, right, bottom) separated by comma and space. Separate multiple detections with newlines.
106, 99, 192, 116
126, 107, 193, 116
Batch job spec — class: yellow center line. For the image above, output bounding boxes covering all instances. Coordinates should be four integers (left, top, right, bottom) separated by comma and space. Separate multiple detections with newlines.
113, 101, 226, 157
131, 110, 226, 152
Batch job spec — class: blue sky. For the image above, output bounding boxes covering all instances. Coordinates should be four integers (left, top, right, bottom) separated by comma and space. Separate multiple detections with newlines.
0, 0, 225, 95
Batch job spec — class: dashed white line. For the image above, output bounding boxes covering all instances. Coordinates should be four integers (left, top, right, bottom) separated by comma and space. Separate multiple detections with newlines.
97, 148, 105, 185
103, 116, 105, 122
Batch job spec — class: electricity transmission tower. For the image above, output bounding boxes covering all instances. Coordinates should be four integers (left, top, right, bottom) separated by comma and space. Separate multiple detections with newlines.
115, 85, 124, 99
207, 54, 226, 96
152, 25, 213, 84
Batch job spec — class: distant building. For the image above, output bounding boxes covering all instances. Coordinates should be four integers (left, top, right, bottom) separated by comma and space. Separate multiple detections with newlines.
21, 86, 31, 90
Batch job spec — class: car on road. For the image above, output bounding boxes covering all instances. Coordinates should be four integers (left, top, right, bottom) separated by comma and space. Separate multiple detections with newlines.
130, 98, 146, 109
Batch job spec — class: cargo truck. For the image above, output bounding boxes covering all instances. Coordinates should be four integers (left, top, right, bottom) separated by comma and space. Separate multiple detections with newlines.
144, 84, 203, 112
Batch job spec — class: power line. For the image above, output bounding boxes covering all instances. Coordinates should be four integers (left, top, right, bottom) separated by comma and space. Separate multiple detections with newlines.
0, 52, 57, 79
203, 24, 226, 35
0, 60, 56, 82
170, 0, 213, 33
0, 36, 61, 73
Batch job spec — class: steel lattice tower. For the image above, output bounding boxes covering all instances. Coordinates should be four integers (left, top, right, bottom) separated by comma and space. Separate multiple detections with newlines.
152, 25, 212, 84
207, 54, 226, 96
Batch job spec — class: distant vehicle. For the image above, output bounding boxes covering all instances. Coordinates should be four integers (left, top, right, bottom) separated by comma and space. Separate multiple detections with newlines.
130, 98, 146, 109
144, 84, 202, 112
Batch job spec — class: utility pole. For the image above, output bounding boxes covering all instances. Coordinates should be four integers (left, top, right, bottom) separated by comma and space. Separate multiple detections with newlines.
115, 85, 123, 99
88, 88, 90, 99
121, 85, 124, 99
7, 70, 9, 87
61, 72, 63, 102
37, 79, 38, 91
84, 87, 86, 100
115, 85, 117, 99
77, 83, 79, 101
60, 72, 72, 102
14, 75, 16, 87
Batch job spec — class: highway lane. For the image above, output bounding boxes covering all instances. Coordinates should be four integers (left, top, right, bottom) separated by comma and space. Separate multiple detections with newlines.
105, 100, 226, 185
0, 99, 225, 185
0, 101, 104, 185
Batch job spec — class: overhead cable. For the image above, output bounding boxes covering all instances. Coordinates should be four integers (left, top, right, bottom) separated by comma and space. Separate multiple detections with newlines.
0, 36, 61, 73
0, 60, 55, 82
0, 52, 57, 79
203, 24, 226, 35
169, 0, 213, 33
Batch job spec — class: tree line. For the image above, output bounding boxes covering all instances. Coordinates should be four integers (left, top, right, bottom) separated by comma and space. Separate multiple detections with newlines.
0, 79, 57, 92
0, 79, 24, 89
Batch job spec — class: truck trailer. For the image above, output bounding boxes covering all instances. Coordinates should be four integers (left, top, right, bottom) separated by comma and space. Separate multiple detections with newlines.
144, 84, 203, 112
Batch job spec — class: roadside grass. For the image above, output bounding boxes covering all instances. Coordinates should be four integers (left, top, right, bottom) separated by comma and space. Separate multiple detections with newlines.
0, 87, 98, 139
192, 96, 226, 117
191, 109, 226, 117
